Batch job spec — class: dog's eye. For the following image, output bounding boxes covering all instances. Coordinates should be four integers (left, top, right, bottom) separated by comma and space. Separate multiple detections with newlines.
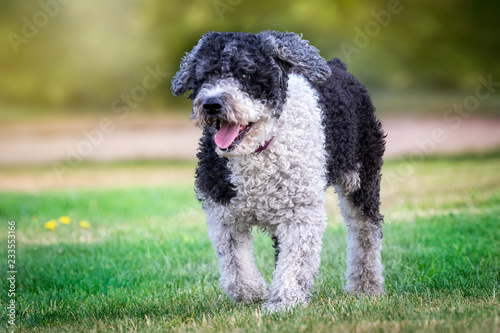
240, 73, 250, 81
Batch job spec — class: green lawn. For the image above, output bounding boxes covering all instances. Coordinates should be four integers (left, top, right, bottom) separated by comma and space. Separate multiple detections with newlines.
1, 152, 499, 332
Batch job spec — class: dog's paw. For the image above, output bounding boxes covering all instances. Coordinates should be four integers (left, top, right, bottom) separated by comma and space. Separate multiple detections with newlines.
243, 283, 269, 304
223, 279, 269, 304
262, 299, 307, 313
345, 280, 385, 296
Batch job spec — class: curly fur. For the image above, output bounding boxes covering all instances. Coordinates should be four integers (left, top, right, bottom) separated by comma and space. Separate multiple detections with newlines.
171, 30, 386, 311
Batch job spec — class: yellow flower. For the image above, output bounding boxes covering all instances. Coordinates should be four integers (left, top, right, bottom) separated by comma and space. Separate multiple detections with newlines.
59, 216, 71, 224
80, 220, 90, 228
44, 220, 57, 230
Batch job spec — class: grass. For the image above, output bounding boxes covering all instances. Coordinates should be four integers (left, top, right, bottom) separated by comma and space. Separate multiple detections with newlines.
0, 152, 499, 332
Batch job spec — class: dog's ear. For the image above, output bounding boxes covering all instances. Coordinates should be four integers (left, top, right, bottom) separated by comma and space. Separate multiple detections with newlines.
260, 31, 331, 83
171, 36, 205, 96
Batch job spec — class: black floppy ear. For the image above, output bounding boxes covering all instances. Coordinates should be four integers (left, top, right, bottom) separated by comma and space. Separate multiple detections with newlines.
260, 31, 331, 83
171, 36, 205, 96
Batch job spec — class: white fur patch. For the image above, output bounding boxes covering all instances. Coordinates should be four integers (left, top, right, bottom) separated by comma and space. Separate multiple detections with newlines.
338, 166, 361, 194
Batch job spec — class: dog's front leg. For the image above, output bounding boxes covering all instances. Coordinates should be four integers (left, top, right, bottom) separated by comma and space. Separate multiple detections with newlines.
206, 214, 268, 304
264, 210, 326, 311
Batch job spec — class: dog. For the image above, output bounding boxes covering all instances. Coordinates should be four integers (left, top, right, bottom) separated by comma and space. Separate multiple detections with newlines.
171, 31, 386, 311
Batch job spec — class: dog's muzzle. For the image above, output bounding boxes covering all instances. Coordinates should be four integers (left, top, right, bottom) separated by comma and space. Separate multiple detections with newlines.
198, 96, 254, 151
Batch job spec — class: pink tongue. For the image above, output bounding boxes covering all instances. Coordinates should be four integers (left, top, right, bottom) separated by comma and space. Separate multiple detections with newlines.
214, 123, 240, 149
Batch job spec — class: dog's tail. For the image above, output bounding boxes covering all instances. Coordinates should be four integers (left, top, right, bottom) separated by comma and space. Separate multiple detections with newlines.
327, 58, 348, 71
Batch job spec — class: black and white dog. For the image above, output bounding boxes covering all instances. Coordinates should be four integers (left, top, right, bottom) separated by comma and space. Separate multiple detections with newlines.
171, 31, 385, 311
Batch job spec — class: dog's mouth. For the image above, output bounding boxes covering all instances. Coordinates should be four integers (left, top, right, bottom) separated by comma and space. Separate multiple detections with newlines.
214, 120, 253, 151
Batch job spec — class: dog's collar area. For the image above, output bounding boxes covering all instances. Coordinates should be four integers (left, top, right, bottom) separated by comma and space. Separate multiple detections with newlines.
254, 137, 275, 154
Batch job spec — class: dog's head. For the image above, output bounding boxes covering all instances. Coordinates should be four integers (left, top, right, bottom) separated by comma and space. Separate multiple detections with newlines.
171, 31, 331, 157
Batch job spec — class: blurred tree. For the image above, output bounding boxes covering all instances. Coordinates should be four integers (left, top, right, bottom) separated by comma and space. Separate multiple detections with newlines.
0, 0, 498, 111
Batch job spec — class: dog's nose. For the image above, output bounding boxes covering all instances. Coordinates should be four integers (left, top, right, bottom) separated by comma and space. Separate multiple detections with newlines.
203, 97, 223, 115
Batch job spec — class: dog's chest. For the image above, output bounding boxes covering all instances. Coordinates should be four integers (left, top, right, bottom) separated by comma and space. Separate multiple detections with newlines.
226, 144, 327, 226
228, 151, 285, 201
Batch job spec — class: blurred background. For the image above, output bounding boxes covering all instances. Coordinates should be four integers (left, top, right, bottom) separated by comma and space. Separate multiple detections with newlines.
0, 0, 499, 190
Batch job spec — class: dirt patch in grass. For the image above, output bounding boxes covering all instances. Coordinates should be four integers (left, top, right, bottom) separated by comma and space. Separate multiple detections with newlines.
1, 114, 499, 191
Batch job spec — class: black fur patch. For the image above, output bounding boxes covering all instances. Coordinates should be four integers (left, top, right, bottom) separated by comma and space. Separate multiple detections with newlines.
184, 32, 291, 113
312, 58, 386, 224
312, 59, 361, 184
195, 126, 236, 204
272, 235, 280, 268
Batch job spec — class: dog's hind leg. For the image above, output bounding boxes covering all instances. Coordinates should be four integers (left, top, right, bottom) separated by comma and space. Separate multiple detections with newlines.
336, 109, 385, 295
206, 213, 268, 304
337, 185, 384, 295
